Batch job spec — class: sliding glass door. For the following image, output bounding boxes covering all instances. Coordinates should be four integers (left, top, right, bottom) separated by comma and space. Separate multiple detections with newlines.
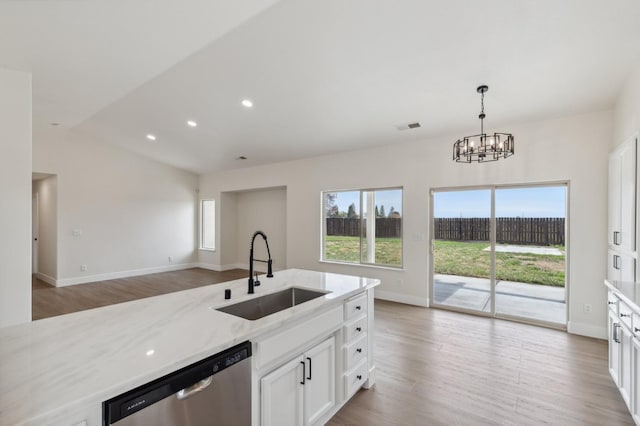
432, 189, 493, 314
431, 184, 567, 327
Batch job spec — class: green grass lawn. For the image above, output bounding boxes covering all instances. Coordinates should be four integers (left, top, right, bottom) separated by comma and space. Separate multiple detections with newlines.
434, 240, 565, 287
324, 236, 401, 266
325, 236, 565, 287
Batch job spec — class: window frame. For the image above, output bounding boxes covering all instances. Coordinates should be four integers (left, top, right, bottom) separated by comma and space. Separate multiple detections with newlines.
199, 199, 216, 251
321, 187, 403, 268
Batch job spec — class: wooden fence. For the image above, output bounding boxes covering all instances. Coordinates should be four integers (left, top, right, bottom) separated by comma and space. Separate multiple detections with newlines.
326, 218, 401, 238
434, 217, 565, 246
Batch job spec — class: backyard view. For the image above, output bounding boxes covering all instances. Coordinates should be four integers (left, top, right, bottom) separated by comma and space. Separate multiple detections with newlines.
323, 188, 402, 267
434, 240, 565, 287
433, 186, 567, 325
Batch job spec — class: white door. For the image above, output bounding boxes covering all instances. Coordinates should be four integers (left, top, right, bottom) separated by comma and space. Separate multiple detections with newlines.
631, 336, 640, 423
619, 139, 637, 253
32, 194, 38, 274
304, 337, 336, 425
608, 249, 636, 282
610, 310, 621, 386
621, 323, 633, 409
261, 355, 304, 426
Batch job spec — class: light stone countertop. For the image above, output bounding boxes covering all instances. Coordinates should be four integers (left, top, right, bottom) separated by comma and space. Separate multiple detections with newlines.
0, 269, 380, 425
605, 278, 640, 312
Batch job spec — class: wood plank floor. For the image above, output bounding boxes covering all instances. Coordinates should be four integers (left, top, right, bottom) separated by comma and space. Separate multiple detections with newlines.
33, 269, 632, 424
328, 300, 633, 426
32, 268, 248, 320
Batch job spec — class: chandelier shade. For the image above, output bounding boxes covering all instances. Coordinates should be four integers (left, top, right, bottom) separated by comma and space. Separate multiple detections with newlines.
453, 85, 514, 163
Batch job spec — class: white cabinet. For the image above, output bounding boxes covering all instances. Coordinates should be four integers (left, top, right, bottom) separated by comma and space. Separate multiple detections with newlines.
304, 337, 336, 425
610, 309, 621, 387
261, 356, 304, 426
631, 336, 640, 424
261, 337, 335, 426
621, 321, 633, 409
608, 249, 636, 283
608, 136, 637, 253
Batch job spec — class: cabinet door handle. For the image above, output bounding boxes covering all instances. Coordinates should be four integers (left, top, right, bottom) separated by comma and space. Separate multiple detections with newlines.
306, 357, 312, 380
357, 375, 362, 380
614, 255, 621, 270
356, 327, 362, 332
355, 305, 362, 311
300, 360, 306, 385
613, 323, 621, 343
621, 313, 631, 318
634, 327, 640, 333
614, 231, 621, 245
356, 348, 362, 353
608, 301, 616, 305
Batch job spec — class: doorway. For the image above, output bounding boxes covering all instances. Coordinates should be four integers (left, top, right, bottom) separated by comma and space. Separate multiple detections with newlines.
430, 183, 568, 327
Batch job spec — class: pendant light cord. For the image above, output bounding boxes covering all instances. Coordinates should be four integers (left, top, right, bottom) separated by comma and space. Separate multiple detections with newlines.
479, 89, 485, 135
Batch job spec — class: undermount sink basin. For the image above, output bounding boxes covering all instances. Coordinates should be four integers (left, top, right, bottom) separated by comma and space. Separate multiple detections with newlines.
216, 287, 329, 320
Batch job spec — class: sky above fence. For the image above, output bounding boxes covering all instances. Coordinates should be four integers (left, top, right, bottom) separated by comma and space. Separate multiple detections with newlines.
434, 186, 566, 218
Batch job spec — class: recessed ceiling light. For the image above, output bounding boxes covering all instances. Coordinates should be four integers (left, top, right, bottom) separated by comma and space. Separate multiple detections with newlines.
236, 156, 247, 160
241, 99, 253, 108
50, 122, 60, 127
146, 134, 157, 141
187, 120, 197, 127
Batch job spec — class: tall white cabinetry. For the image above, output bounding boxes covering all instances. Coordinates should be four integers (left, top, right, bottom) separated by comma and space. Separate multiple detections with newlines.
608, 136, 638, 283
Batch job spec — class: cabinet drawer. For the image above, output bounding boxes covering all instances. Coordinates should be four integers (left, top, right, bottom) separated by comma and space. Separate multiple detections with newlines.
344, 293, 367, 321
633, 312, 640, 335
619, 300, 633, 330
608, 292, 619, 314
344, 359, 368, 399
344, 315, 368, 343
344, 333, 368, 371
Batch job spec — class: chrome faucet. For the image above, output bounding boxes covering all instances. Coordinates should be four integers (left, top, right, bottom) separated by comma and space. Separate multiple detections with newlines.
248, 231, 274, 294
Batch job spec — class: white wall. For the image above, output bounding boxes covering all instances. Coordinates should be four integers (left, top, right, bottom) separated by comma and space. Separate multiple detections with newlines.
614, 62, 640, 146
234, 187, 287, 271
32, 176, 58, 281
0, 68, 32, 327
200, 110, 612, 338
32, 128, 199, 286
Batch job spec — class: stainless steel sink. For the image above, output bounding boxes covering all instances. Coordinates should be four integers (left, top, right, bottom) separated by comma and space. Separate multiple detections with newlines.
216, 287, 328, 320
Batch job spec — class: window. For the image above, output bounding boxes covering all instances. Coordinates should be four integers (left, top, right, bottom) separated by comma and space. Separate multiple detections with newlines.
322, 188, 402, 267
200, 199, 215, 250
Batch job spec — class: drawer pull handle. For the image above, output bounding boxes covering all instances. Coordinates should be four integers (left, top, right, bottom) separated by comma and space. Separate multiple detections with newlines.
608, 301, 616, 305
356, 348, 362, 353
356, 375, 362, 380
621, 313, 631, 318
355, 305, 362, 310
300, 361, 306, 385
356, 327, 362, 332
635, 327, 640, 333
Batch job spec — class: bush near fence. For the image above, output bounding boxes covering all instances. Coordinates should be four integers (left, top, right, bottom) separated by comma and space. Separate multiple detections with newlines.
434, 217, 564, 246
325, 217, 401, 238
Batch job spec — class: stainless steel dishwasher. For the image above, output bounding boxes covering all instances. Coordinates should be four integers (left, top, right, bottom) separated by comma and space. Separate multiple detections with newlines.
104, 341, 252, 425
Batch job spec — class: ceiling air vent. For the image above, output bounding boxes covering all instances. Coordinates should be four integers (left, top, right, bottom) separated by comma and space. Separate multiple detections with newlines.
396, 122, 421, 131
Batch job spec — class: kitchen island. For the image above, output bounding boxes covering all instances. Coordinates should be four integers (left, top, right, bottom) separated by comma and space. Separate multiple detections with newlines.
0, 269, 379, 425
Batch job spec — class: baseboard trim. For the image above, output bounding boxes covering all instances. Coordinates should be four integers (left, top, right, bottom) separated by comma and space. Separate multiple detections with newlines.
35, 272, 57, 286
567, 321, 607, 340
374, 290, 429, 307
196, 263, 245, 272
55, 263, 198, 287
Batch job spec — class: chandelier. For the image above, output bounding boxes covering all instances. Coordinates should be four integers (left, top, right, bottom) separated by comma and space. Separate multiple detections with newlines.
453, 85, 514, 163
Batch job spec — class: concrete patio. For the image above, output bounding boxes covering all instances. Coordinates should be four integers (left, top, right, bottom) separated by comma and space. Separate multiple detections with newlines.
434, 273, 566, 325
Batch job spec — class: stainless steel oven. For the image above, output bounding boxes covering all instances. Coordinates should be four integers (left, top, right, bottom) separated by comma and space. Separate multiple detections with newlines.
104, 341, 251, 425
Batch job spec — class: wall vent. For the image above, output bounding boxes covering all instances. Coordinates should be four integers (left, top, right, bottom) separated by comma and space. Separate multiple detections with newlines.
396, 122, 421, 131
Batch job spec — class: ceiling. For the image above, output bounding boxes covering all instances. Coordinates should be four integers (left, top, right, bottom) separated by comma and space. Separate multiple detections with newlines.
4, 0, 640, 174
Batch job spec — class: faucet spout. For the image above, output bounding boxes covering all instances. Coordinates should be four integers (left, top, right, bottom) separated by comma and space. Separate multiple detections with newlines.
248, 231, 274, 294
